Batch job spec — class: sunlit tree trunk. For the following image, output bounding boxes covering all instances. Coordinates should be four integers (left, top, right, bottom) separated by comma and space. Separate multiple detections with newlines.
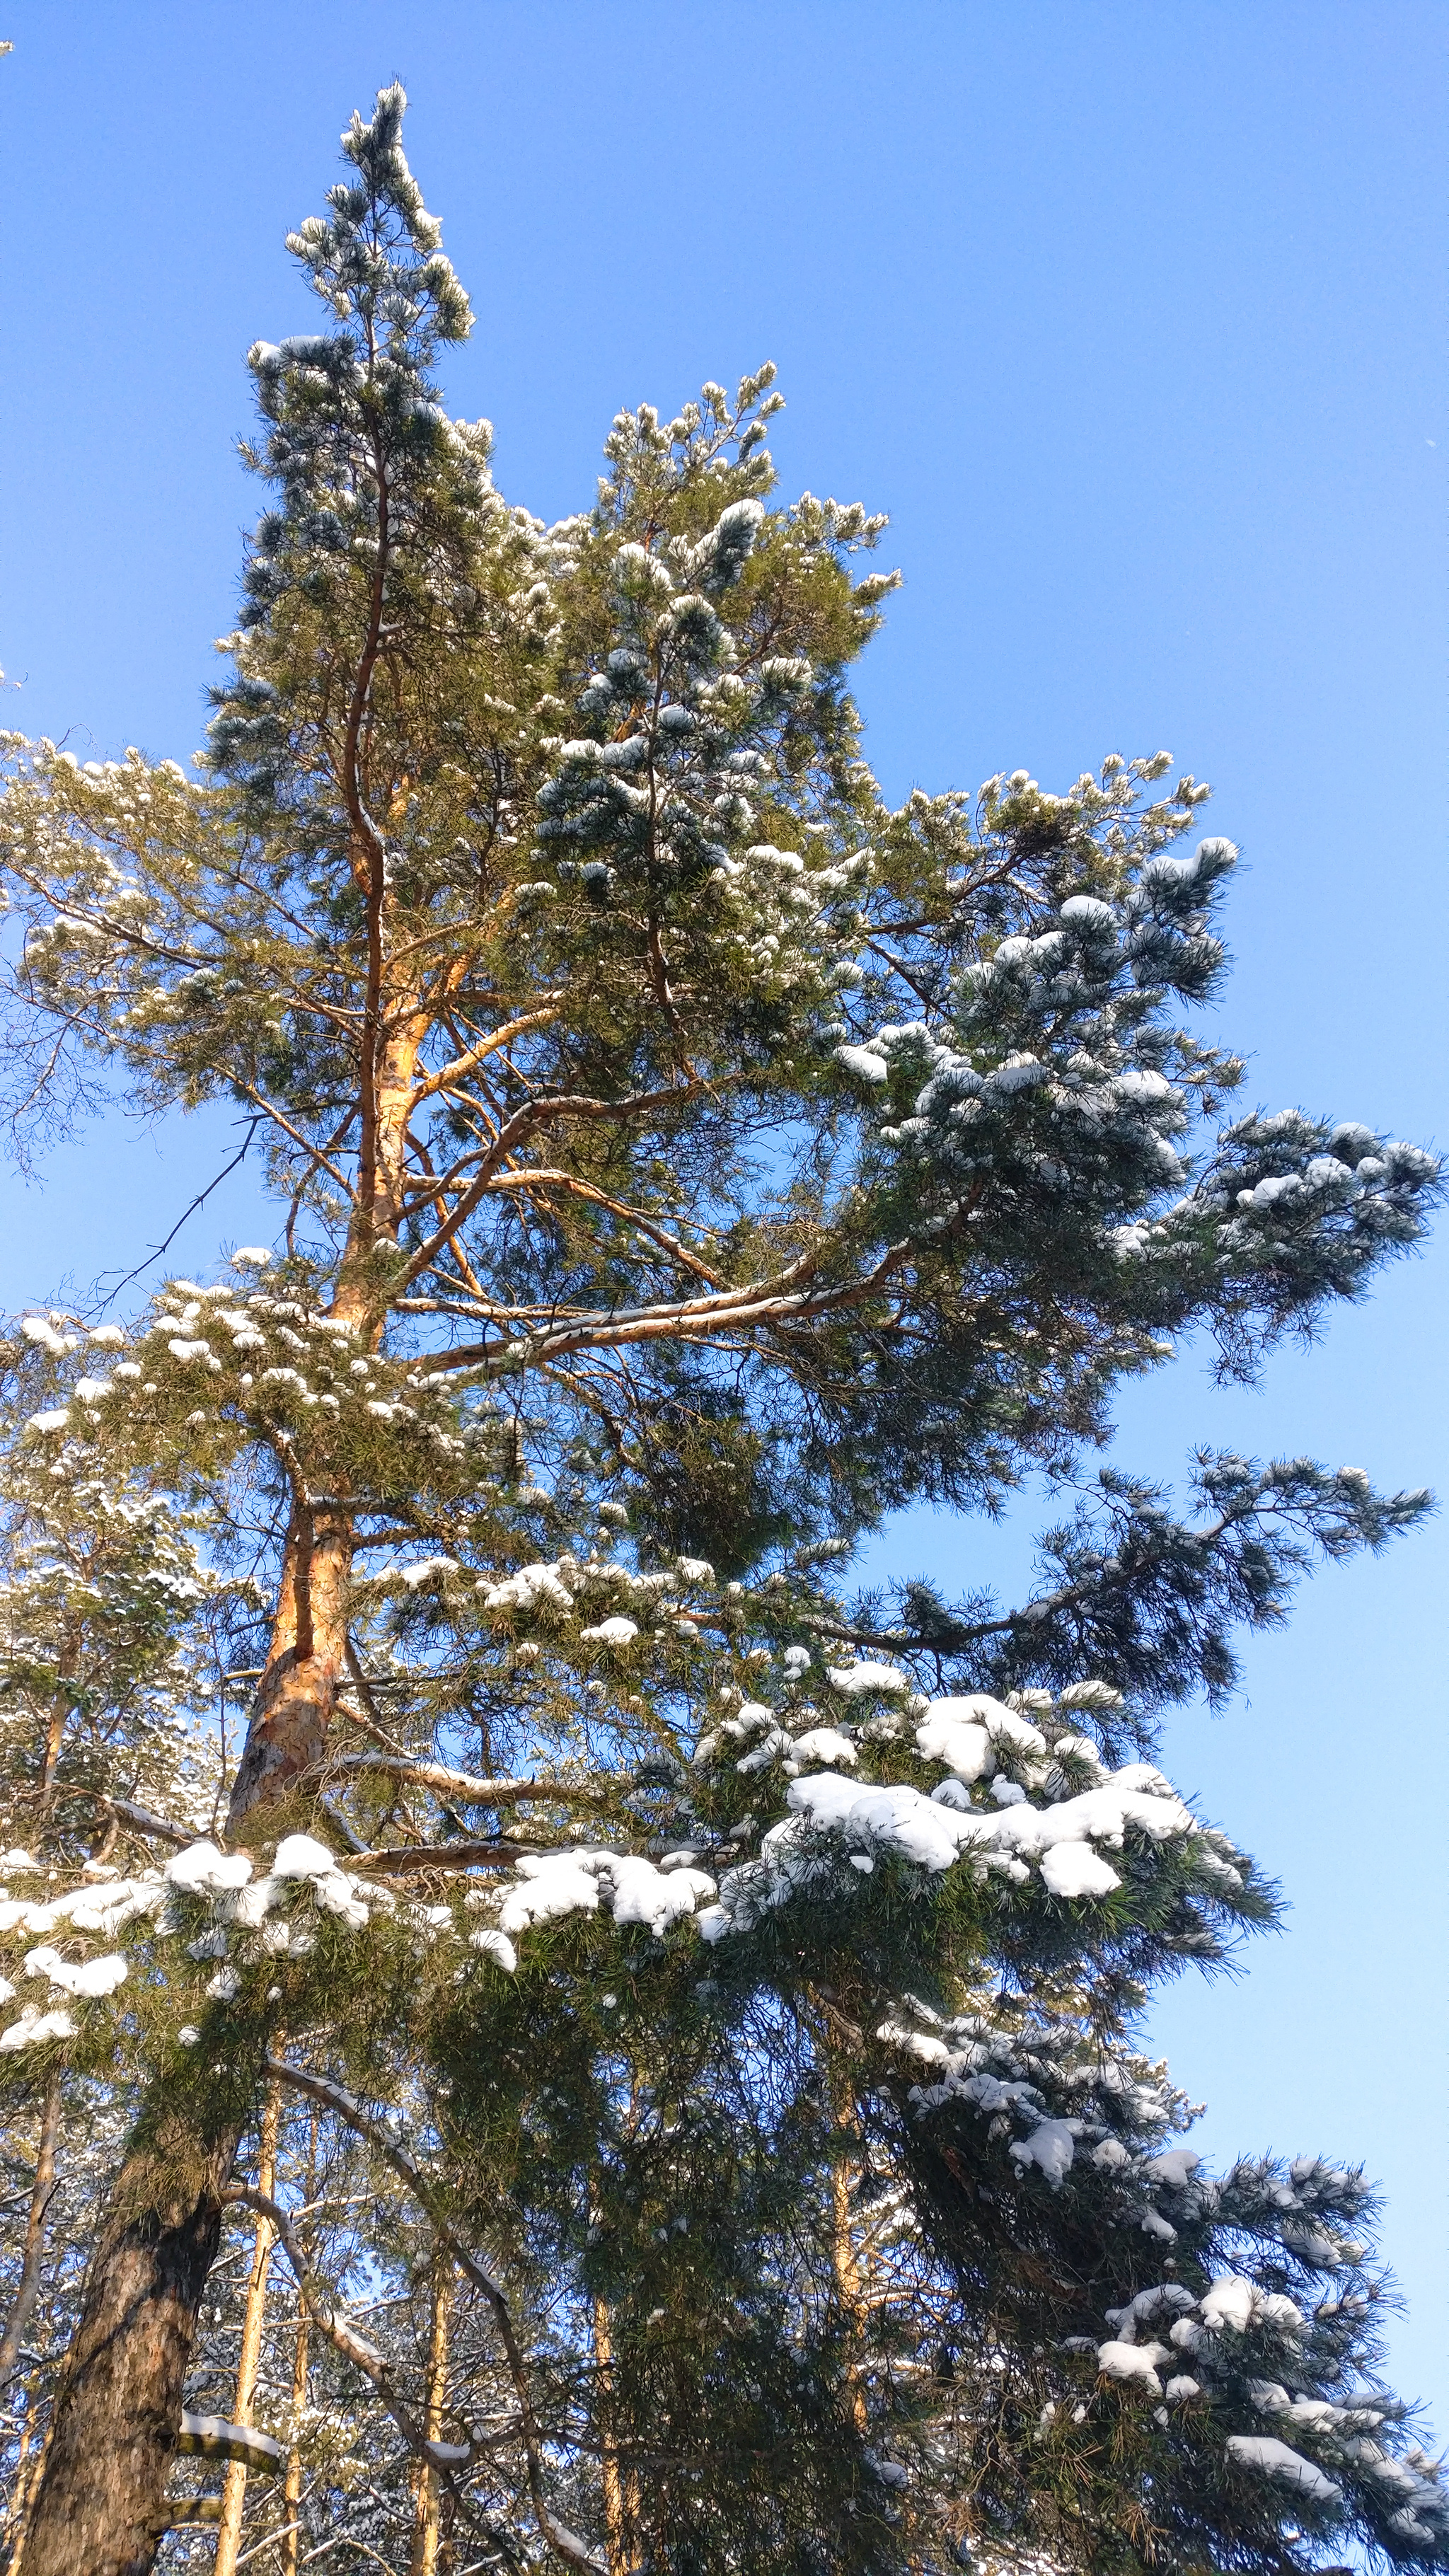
279, 2098, 319, 2576
211, 2076, 280, 2576
224, 1502, 354, 1828
830, 2086, 869, 2440
0, 2077, 60, 2396
1, 2419, 36, 2574
593, 2294, 640, 2576
409, 2251, 452, 2576
278, 2310, 308, 2576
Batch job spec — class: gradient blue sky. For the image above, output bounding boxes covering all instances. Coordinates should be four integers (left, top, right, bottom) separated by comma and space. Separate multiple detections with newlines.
1, 1, 1444, 2432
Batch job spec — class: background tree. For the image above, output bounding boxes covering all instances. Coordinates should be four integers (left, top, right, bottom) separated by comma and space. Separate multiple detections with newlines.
0, 83, 1443, 2576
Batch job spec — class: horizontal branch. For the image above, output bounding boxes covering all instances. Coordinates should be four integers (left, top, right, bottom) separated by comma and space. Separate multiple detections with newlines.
422, 1237, 914, 1376
163, 2498, 224, 2529
101, 1796, 195, 1850
807, 1503, 1249, 1657
323, 1753, 611, 1810
175, 2410, 283, 2476
352, 1837, 534, 1876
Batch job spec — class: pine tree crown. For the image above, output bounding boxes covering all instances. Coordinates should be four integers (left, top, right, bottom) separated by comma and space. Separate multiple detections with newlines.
0, 83, 1443, 2576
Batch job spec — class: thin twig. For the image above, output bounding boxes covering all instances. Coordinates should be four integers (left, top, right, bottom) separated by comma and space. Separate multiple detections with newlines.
95, 1119, 262, 1312
262, 2061, 604, 2573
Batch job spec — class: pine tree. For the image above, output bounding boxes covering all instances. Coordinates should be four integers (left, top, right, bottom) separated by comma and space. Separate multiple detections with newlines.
0, 82, 1444, 2576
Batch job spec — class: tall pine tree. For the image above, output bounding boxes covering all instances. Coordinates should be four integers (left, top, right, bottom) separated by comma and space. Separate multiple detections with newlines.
0, 84, 1443, 2576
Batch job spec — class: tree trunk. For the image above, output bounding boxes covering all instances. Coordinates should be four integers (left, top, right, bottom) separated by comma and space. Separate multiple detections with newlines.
593, 2296, 638, 2576
37, 1629, 79, 1810
14, 2121, 238, 2576
829, 2088, 869, 2440
279, 2308, 308, 2576
19, 1498, 352, 2576
410, 2251, 452, 2576
279, 2103, 319, 2576
212, 2076, 280, 2576
1, 2414, 36, 2573
18, 889, 409, 2575
226, 1504, 353, 1829
0, 2077, 61, 2394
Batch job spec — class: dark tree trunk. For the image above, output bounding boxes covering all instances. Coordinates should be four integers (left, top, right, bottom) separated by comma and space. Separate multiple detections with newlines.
17, 2124, 238, 2576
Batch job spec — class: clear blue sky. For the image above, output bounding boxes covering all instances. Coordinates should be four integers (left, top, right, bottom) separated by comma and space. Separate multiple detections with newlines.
1, 0, 1444, 2432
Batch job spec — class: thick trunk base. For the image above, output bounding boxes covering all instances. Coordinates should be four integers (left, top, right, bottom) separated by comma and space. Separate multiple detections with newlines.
18, 2127, 238, 2576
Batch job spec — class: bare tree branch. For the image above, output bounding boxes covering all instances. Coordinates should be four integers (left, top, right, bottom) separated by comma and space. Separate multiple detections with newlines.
260, 2063, 604, 2572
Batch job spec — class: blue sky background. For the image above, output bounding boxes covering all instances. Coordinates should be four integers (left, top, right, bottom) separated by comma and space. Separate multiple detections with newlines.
1, 1, 1444, 2434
